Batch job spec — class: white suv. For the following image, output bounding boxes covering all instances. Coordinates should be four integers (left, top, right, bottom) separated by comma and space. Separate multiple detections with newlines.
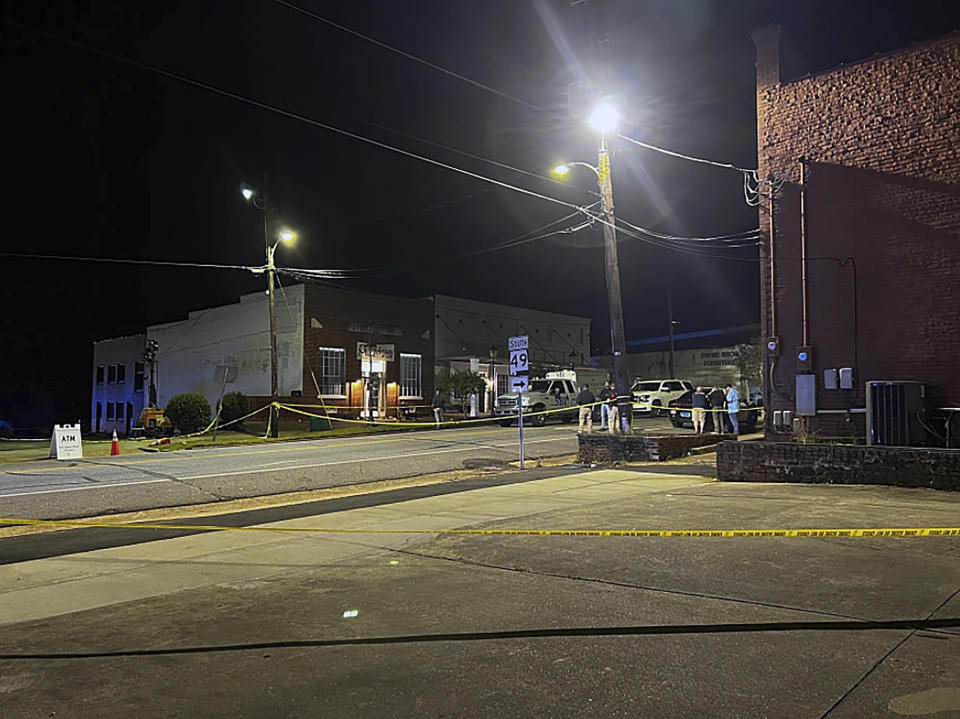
632, 379, 693, 415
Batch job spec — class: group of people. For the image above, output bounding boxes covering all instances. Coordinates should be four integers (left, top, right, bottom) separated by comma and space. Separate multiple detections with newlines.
576, 381, 621, 435
690, 384, 741, 435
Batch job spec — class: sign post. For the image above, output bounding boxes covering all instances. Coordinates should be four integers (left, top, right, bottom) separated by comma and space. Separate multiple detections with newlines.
508, 335, 529, 468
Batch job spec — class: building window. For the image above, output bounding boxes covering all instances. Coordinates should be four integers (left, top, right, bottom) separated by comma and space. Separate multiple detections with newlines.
399, 353, 422, 398
134, 362, 145, 391
108, 364, 117, 384
117, 363, 126, 384
96, 365, 105, 385
318, 347, 346, 396
116, 403, 125, 421
497, 374, 509, 396
107, 402, 116, 421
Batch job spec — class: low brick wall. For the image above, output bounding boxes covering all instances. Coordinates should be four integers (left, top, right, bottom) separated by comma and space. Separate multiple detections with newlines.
717, 441, 960, 491
578, 433, 730, 463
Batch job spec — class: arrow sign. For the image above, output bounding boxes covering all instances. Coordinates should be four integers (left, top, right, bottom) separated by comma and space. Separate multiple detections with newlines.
510, 376, 529, 392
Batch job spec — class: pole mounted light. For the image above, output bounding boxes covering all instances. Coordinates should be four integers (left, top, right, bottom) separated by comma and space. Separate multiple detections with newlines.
551, 100, 632, 433
587, 101, 621, 135
240, 179, 298, 438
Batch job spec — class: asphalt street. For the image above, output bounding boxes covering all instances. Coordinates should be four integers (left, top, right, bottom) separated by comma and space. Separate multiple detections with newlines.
0, 423, 582, 520
0, 468, 958, 717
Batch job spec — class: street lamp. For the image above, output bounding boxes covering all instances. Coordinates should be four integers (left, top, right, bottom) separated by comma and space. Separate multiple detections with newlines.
241, 181, 298, 438
487, 344, 498, 415
553, 102, 632, 433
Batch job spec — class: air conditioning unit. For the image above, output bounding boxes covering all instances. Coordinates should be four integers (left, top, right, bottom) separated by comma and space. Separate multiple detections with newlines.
865, 381, 927, 446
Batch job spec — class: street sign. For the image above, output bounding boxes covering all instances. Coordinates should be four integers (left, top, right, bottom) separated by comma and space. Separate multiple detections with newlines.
510, 376, 529, 392
508, 335, 528, 351
49, 423, 83, 460
509, 348, 528, 376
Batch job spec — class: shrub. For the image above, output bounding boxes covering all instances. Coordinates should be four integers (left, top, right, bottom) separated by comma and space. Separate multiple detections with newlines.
220, 392, 248, 426
165, 393, 212, 434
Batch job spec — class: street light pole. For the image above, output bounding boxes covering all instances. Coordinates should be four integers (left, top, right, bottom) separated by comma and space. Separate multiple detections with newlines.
242, 180, 296, 440
265, 213, 280, 438
597, 136, 632, 433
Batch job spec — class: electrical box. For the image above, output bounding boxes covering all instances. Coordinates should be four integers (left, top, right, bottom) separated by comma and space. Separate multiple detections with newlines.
796, 345, 814, 372
866, 381, 926, 446
796, 374, 817, 416
823, 368, 838, 390
773, 410, 783, 426
783, 410, 792, 426
839, 367, 854, 390
766, 336, 781, 356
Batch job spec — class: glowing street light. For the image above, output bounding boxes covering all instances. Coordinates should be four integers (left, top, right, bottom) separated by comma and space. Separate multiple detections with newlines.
587, 102, 621, 135
240, 179, 298, 438
552, 101, 632, 433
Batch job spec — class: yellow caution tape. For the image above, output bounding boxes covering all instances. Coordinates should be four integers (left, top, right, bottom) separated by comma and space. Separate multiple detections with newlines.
1, 517, 958, 538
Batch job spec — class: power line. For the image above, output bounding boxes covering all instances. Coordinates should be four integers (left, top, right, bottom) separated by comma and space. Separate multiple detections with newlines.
2, 18, 587, 218
273, 0, 550, 115
613, 217, 760, 243
278, 205, 599, 280
0, 251, 256, 271
616, 133, 757, 175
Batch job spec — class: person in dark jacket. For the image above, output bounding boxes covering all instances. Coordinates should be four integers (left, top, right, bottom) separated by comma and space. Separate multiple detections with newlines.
708, 386, 727, 434
691, 386, 708, 433
432, 390, 445, 427
576, 384, 595, 434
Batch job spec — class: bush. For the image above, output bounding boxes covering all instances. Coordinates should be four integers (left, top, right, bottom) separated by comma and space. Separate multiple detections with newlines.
165, 393, 212, 434
220, 392, 248, 425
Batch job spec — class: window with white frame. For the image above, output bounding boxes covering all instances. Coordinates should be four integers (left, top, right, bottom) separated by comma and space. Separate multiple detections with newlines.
116, 402, 125, 420
96, 365, 105, 385
318, 347, 346, 396
117, 363, 126, 384
497, 374, 509, 396
108, 364, 117, 384
399, 353, 422, 398
106, 402, 116, 420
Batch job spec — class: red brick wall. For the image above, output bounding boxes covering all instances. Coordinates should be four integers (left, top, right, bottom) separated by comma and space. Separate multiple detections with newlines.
754, 29, 960, 440
300, 285, 434, 416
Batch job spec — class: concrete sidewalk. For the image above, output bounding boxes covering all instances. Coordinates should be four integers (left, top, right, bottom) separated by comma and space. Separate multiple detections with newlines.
0, 468, 958, 717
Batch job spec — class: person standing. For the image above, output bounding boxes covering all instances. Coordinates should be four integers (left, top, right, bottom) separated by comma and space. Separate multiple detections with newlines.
432, 390, 445, 428
724, 384, 741, 435
599, 380, 613, 430
605, 383, 620, 435
708, 385, 726, 434
576, 383, 595, 434
691, 386, 708, 433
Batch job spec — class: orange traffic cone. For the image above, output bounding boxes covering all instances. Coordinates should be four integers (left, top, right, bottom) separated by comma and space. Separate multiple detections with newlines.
110, 429, 120, 456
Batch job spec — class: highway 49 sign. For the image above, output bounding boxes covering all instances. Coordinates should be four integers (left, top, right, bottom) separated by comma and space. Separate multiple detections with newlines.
509, 348, 528, 376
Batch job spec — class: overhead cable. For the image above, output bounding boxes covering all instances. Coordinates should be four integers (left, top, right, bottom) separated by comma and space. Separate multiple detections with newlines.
2, 18, 585, 218
0, 251, 256, 271
273, 0, 550, 115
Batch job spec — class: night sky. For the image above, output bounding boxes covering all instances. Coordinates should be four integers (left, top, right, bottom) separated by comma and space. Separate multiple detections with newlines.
3, 0, 960, 427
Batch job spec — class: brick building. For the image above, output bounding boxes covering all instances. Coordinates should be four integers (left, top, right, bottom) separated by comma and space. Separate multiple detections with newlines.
754, 27, 960, 441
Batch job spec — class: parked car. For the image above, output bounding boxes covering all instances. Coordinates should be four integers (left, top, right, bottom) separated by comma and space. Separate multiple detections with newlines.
494, 378, 578, 427
667, 390, 760, 433
631, 379, 693, 416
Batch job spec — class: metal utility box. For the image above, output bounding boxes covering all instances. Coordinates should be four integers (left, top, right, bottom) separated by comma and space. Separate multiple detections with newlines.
796, 374, 817, 416
839, 367, 855, 390
823, 368, 838, 390
865, 381, 926, 446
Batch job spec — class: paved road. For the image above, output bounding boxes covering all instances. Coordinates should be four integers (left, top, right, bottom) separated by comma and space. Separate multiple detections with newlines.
0, 423, 583, 520
1, 467, 958, 717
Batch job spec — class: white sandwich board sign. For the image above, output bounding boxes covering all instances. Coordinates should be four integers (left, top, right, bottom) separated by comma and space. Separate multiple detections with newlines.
49, 423, 83, 460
